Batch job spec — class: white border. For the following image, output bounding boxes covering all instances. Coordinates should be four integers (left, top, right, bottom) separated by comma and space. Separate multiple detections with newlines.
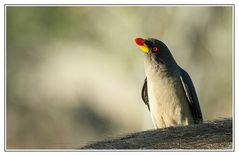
1, 1, 237, 154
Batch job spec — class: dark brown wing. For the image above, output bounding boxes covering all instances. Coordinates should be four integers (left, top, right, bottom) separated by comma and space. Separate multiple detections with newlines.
179, 69, 203, 124
141, 78, 150, 111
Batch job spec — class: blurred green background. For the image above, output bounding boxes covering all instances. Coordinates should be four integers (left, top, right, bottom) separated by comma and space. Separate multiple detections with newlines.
6, 6, 233, 149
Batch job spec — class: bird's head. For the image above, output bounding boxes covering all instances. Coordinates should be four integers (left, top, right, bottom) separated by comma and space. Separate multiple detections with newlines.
134, 38, 176, 66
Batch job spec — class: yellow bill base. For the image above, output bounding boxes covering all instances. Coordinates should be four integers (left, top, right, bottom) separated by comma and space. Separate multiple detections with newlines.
138, 43, 149, 53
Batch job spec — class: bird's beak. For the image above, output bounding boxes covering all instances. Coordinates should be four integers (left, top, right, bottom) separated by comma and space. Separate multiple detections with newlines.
134, 38, 149, 53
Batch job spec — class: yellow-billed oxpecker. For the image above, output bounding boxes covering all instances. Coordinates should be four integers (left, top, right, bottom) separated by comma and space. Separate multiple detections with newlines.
134, 38, 203, 128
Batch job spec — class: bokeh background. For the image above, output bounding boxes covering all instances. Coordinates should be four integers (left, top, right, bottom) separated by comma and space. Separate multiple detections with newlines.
6, 6, 233, 149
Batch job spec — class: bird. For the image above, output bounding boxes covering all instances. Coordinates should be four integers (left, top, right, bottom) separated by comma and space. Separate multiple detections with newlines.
134, 37, 203, 129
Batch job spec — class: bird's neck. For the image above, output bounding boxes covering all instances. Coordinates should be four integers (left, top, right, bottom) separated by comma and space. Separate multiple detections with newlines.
144, 55, 179, 76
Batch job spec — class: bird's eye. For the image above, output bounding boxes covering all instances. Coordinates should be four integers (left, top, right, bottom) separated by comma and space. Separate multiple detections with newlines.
152, 47, 158, 53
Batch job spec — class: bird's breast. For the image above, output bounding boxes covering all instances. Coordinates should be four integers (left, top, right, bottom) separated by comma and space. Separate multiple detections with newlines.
144, 61, 193, 128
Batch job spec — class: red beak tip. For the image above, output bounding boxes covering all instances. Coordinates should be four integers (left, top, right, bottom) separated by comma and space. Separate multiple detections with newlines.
134, 38, 144, 46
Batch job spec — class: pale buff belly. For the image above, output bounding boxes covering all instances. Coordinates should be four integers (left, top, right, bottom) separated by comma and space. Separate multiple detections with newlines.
147, 75, 194, 128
